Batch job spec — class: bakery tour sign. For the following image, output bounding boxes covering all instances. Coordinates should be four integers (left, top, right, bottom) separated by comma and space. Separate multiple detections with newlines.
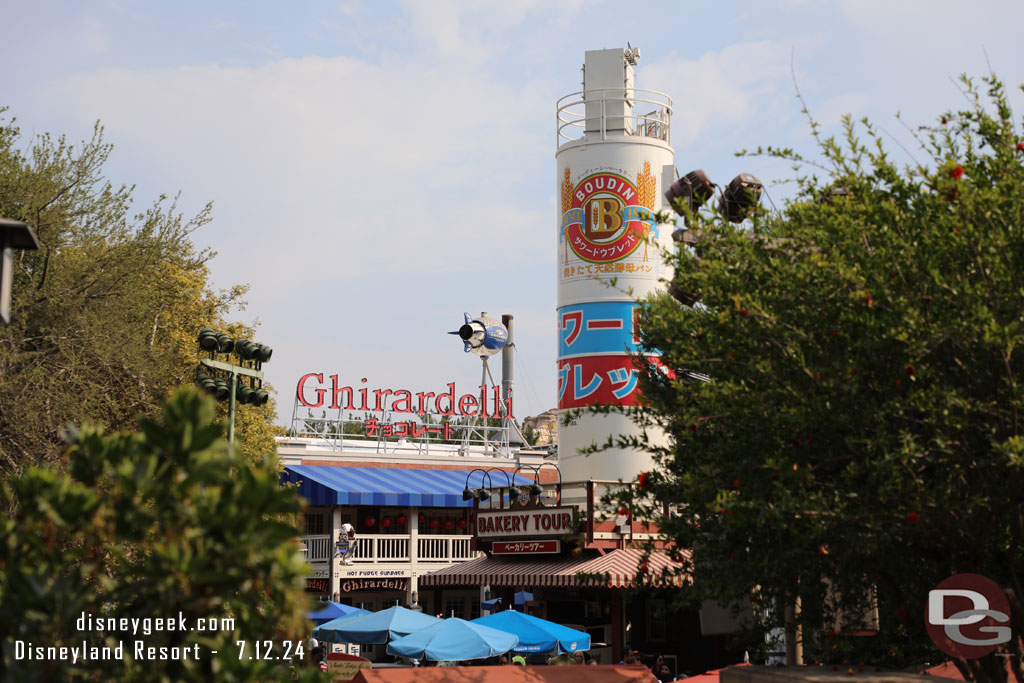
476, 508, 576, 539
296, 374, 514, 419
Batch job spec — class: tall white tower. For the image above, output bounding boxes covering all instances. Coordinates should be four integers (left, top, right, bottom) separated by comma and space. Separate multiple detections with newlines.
555, 47, 675, 483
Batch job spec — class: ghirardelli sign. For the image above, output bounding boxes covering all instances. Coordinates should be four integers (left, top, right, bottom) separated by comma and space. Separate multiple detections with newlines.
476, 508, 575, 539
296, 374, 513, 418
340, 578, 409, 593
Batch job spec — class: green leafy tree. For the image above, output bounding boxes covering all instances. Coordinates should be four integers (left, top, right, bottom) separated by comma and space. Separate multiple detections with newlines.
0, 389, 325, 682
522, 422, 538, 446
0, 110, 278, 475
607, 76, 1024, 681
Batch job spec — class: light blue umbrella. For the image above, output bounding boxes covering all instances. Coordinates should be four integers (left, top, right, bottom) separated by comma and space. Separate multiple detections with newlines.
314, 605, 441, 644
386, 618, 519, 662
308, 601, 368, 626
472, 610, 590, 653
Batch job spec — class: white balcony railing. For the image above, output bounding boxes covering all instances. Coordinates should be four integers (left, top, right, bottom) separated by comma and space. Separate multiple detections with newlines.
305, 534, 333, 562
418, 535, 475, 563
302, 533, 477, 565
350, 535, 410, 562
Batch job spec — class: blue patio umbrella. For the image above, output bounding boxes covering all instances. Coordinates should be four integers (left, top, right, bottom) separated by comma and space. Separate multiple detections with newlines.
386, 618, 519, 662
308, 601, 367, 626
314, 606, 441, 644
472, 610, 590, 654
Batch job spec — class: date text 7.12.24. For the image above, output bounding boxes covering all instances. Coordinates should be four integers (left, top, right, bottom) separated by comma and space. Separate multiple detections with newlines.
234, 640, 305, 660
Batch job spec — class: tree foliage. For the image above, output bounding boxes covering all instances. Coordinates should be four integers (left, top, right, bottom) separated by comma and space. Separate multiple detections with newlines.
611, 76, 1024, 680
0, 110, 279, 475
0, 389, 323, 682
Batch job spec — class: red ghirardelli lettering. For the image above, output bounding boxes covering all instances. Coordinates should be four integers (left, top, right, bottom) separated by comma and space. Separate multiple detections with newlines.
298, 373, 325, 407
299, 375, 515, 418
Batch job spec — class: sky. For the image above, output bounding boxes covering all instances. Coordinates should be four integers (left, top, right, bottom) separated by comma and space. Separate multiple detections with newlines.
3, 0, 1023, 428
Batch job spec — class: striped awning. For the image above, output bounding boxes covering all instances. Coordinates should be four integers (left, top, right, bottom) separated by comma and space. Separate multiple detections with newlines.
420, 548, 689, 588
281, 465, 531, 508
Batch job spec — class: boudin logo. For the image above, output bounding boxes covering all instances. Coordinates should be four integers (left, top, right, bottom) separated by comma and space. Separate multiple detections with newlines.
560, 171, 655, 264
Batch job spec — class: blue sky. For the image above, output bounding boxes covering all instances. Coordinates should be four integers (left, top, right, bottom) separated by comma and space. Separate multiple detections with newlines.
3, 1, 1023, 426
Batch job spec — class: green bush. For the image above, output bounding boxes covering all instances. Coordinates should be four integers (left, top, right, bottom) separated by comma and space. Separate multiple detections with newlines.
0, 389, 326, 682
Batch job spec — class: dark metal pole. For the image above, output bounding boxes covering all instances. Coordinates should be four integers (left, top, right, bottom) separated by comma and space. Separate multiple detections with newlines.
501, 314, 514, 422
227, 372, 238, 444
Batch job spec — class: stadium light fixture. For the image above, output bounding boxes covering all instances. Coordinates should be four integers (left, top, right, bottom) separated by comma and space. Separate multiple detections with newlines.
194, 328, 273, 443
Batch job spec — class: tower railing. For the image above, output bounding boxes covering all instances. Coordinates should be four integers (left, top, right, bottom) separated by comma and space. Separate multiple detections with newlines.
556, 88, 673, 145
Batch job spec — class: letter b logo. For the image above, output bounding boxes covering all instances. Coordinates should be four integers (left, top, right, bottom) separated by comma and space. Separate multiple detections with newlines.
925, 574, 1011, 658
586, 198, 623, 239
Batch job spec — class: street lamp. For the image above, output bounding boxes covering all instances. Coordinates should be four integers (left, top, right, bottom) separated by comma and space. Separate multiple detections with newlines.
0, 218, 41, 325
194, 328, 273, 443
511, 463, 562, 505
462, 469, 493, 502
461, 467, 512, 502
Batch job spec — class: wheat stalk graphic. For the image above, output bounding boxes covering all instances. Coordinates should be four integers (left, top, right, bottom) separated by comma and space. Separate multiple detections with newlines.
561, 168, 573, 265
636, 161, 656, 261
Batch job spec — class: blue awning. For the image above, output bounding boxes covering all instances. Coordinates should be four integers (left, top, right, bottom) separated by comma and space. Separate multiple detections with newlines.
281, 465, 531, 508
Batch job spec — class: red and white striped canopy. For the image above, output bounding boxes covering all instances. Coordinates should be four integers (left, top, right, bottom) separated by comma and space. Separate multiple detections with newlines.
420, 548, 689, 588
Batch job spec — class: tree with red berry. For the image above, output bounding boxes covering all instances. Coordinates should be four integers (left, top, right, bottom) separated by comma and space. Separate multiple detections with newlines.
598, 75, 1024, 682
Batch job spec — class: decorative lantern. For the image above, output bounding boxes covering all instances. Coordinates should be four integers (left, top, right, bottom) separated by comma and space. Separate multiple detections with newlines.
396, 514, 407, 526
457, 518, 467, 530
381, 517, 392, 529
364, 516, 377, 528
429, 518, 440, 530
443, 519, 453, 531
418, 513, 426, 526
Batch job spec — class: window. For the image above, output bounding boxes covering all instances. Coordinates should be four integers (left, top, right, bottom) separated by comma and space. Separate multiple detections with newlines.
646, 599, 667, 642
304, 513, 325, 535
357, 508, 380, 534
469, 598, 481, 620
444, 597, 465, 619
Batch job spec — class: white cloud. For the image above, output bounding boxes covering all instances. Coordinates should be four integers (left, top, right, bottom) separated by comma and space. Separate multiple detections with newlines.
815, 92, 870, 127
836, 0, 1024, 110
42, 50, 562, 421
394, 0, 590, 60
639, 41, 803, 150
82, 16, 110, 54
49, 54, 553, 287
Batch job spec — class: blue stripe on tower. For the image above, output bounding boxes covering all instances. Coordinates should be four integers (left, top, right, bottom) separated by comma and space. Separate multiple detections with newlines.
557, 301, 639, 359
